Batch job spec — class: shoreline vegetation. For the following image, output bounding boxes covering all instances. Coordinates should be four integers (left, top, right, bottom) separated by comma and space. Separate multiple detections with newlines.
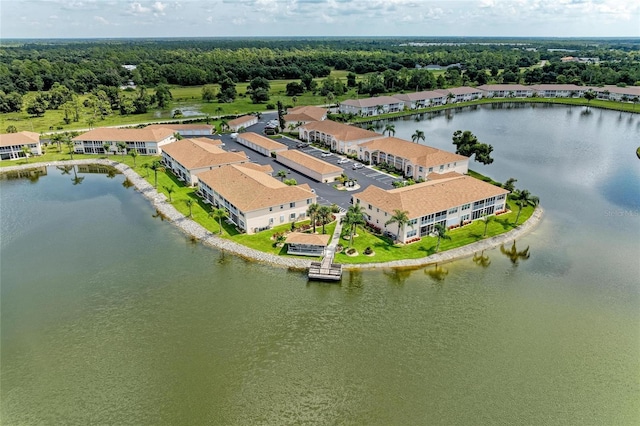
0, 158, 543, 271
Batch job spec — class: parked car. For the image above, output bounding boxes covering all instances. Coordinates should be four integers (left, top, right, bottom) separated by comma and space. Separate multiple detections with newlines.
352, 163, 364, 170
321, 152, 332, 157
337, 158, 350, 164
297, 143, 309, 148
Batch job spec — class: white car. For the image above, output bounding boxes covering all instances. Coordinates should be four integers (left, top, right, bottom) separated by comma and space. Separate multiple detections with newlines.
321, 152, 332, 157
352, 163, 364, 170
337, 158, 350, 164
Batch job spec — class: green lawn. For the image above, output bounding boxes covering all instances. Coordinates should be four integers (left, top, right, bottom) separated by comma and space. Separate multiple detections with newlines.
335, 205, 535, 264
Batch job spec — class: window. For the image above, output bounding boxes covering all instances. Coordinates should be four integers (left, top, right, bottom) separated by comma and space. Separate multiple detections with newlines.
290, 202, 295, 208
376, 208, 379, 213
462, 203, 471, 210
448, 207, 458, 215
269, 218, 274, 224
368, 204, 372, 210
307, 198, 312, 204
439, 165, 444, 171
290, 213, 296, 220
269, 207, 273, 212
428, 167, 433, 173
280, 205, 284, 209
419, 166, 423, 172
280, 215, 285, 223
407, 229, 418, 238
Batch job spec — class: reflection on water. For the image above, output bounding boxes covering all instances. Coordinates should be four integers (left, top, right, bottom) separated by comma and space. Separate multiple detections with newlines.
2, 106, 639, 425
500, 241, 531, 266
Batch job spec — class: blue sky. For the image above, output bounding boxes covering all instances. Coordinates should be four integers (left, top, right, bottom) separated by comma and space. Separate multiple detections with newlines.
1, 0, 639, 39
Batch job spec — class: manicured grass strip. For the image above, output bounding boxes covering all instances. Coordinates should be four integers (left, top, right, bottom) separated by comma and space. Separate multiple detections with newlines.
335, 205, 535, 264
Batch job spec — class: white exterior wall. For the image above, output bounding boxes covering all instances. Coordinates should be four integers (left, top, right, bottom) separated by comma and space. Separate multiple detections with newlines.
236, 135, 285, 157
197, 179, 315, 234
0, 142, 42, 161
354, 193, 507, 243
358, 148, 469, 180
230, 117, 258, 132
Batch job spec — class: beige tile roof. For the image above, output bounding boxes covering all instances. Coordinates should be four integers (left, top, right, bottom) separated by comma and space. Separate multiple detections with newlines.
436, 86, 484, 95
393, 90, 447, 102
239, 162, 274, 174
360, 137, 467, 168
198, 164, 316, 212
340, 95, 403, 108
477, 84, 531, 92
228, 115, 257, 127
284, 105, 327, 123
73, 127, 174, 142
162, 139, 247, 170
277, 150, 343, 175
356, 174, 509, 218
600, 85, 640, 97
145, 123, 214, 132
301, 120, 382, 142
529, 84, 584, 92
0, 131, 40, 147
285, 232, 331, 246
238, 132, 287, 151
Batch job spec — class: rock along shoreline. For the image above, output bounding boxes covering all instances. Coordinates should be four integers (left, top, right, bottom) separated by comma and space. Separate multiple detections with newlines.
2, 160, 544, 272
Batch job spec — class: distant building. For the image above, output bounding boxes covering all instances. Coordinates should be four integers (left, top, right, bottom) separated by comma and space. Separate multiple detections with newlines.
283, 105, 327, 129
276, 149, 343, 183
0, 131, 42, 161
235, 132, 288, 157
73, 127, 175, 155
298, 121, 383, 155
357, 137, 469, 181
145, 123, 214, 136
339, 96, 404, 116
227, 115, 258, 132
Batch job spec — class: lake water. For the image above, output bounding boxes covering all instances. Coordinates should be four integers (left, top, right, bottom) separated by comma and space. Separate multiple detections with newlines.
2, 105, 639, 425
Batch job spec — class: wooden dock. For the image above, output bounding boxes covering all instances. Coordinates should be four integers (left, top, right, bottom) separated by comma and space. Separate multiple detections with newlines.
308, 260, 342, 281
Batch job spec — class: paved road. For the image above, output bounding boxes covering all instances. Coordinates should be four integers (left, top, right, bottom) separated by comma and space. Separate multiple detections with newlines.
214, 113, 401, 211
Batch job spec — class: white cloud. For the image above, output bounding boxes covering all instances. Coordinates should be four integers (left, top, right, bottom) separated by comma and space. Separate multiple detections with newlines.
94, 15, 109, 24
152, 1, 166, 14
129, 2, 150, 14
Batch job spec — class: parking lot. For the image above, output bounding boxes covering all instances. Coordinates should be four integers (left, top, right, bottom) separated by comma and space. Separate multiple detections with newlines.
211, 113, 400, 211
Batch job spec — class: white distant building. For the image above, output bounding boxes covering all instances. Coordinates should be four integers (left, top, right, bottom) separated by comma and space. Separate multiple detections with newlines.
73, 127, 176, 155
0, 131, 42, 161
227, 115, 258, 132
339, 96, 405, 116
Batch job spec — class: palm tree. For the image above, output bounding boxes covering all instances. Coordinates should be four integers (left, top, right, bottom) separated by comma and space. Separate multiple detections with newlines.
292, 96, 298, 105
163, 184, 175, 202
21, 145, 30, 162
426, 263, 449, 281
117, 142, 127, 160
65, 139, 75, 160
433, 223, 451, 252
500, 241, 530, 265
57, 165, 73, 175
366, 124, 376, 131
185, 199, 194, 217
411, 129, 425, 144
383, 124, 396, 137
277, 170, 287, 181
103, 142, 111, 156
129, 148, 139, 167
142, 163, 150, 178
215, 106, 223, 117
307, 203, 320, 233
209, 208, 227, 235
219, 120, 229, 132
317, 205, 333, 234
446, 92, 455, 104
150, 160, 164, 188
514, 189, 539, 225
482, 212, 496, 237
341, 204, 366, 248
385, 209, 410, 243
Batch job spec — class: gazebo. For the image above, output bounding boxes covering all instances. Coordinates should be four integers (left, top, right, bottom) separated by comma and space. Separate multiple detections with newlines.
285, 233, 331, 256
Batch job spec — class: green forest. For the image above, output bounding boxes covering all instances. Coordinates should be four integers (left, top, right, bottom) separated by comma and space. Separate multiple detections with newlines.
1, 37, 638, 132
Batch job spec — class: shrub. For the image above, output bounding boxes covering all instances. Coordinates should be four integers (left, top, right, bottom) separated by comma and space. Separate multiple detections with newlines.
364, 246, 373, 255
346, 248, 357, 255
265, 103, 275, 110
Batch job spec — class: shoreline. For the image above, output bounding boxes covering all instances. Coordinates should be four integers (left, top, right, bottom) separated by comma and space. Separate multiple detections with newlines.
1, 160, 544, 271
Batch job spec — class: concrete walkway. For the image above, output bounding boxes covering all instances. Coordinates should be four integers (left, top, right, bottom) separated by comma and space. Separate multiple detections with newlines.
1, 160, 545, 271
321, 212, 345, 268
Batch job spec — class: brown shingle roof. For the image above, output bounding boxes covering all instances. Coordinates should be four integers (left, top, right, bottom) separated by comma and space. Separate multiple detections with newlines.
436, 86, 483, 95
277, 150, 343, 175
284, 105, 327, 123
393, 90, 447, 102
239, 163, 274, 174
356, 174, 508, 218
340, 95, 403, 108
285, 232, 331, 246
237, 132, 287, 151
360, 137, 467, 168
73, 127, 174, 142
162, 138, 247, 170
0, 131, 40, 147
301, 120, 382, 142
198, 164, 315, 212
477, 84, 531, 92
228, 115, 257, 127
145, 123, 213, 132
